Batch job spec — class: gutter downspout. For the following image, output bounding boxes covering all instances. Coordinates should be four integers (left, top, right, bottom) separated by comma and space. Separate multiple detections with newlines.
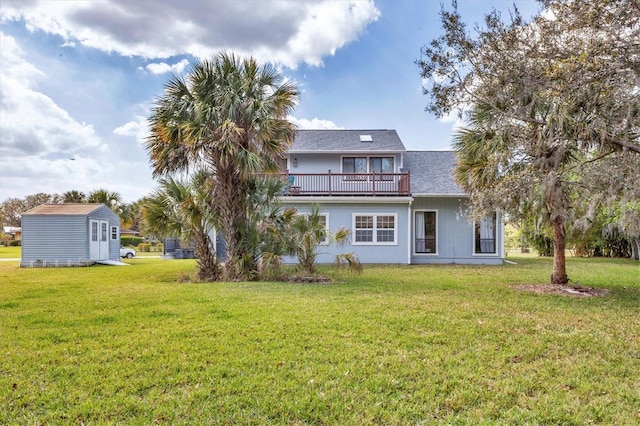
407, 197, 413, 264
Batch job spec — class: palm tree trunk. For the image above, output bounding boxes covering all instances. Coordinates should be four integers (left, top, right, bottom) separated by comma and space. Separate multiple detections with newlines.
551, 216, 569, 285
194, 231, 221, 282
215, 167, 247, 281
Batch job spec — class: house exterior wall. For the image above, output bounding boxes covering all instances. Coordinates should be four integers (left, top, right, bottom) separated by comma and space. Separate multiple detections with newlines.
289, 152, 403, 174
273, 130, 504, 267
410, 197, 503, 265
277, 197, 503, 266
21, 206, 120, 263
280, 199, 412, 264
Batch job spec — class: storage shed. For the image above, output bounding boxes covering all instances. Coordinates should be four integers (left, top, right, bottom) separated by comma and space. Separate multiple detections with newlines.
20, 203, 121, 267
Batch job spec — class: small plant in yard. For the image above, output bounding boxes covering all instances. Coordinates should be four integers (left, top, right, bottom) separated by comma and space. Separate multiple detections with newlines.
283, 205, 362, 277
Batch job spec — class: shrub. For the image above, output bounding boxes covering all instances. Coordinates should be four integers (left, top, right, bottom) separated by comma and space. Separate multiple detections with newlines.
121, 236, 143, 247
9, 240, 21, 247
138, 243, 151, 252
0, 235, 12, 246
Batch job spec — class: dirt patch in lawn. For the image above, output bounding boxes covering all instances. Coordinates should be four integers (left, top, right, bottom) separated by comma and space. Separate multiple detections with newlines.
512, 284, 610, 297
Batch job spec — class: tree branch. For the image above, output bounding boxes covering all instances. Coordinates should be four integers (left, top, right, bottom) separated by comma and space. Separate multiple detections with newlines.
606, 136, 640, 154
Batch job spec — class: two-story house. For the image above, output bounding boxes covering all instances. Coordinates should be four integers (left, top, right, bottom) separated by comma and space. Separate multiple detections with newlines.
278, 129, 503, 265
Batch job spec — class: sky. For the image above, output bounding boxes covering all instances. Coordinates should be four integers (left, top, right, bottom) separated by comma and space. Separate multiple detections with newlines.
0, 0, 543, 204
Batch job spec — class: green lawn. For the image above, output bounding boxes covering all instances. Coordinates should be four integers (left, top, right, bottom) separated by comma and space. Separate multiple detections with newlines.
1, 257, 638, 424
0, 246, 20, 259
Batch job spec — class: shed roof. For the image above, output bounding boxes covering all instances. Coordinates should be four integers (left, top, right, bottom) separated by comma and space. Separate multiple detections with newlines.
403, 151, 466, 196
290, 129, 406, 153
23, 203, 107, 216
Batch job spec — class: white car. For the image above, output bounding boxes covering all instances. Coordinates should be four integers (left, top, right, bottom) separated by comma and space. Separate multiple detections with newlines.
120, 247, 136, 258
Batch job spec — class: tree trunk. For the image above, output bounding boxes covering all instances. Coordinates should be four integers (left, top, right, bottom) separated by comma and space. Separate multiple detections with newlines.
551, 216, 569, 285
631, 236, 640, 261
194, 231, 221, 282
214, 166, 247, 281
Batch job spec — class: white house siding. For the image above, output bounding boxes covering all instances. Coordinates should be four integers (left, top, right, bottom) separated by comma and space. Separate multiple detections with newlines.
410, 197, 503, 265
281, 199, 412, 264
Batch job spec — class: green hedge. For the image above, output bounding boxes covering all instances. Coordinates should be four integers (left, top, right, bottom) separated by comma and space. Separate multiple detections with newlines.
121, 236, 143, 247
9, 240, 21, 247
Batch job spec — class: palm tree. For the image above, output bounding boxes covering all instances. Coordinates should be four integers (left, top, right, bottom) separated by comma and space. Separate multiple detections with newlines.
146, 52, 298, 281
62, 190, 86, 203
87, 189, 132, 227
453, 103, 573, 285
283, 205, 359, 275
87, 189, 122, 207
142, 171, 221, 281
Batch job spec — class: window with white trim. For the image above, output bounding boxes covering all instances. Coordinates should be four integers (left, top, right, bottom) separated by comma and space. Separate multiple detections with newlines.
415, 211, 437, 253
353, 214, 397, 245
111, 226, 119, 241
475, 213, 497, 254
342, 156, 395, 181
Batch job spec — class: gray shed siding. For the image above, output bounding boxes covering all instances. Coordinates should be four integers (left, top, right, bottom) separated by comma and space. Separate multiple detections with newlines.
21, 205, 120, 264
22, 215, 88, 262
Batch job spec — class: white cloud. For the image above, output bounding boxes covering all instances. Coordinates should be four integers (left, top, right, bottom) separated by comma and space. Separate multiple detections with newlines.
113, 116, 148, 144
145, 59, 190, 75
0, 32, 127, 201
0, 0, 380, 68
0, 32, 102, 159
288, 116, 342, 130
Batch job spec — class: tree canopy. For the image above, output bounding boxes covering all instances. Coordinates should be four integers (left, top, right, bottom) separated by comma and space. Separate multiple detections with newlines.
146, 52, 299, 281
418, 0, 640, 282
142, 171, 221, 281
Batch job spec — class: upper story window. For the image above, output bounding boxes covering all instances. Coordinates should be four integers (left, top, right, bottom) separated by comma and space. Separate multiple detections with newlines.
343, 157, 368, 174
475, 213, 497, 254
342, 156, 395, 180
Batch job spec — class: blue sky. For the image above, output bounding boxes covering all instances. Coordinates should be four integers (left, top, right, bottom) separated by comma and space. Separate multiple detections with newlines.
0, 0, 542, 203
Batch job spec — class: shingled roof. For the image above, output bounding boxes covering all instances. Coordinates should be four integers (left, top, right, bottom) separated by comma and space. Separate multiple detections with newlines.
403, 151, 466, 196
290, 129, 406, 153
23, 203, 106, 215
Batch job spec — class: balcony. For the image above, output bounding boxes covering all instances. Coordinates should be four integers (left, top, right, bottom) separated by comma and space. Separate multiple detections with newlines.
274, 171, 410, 196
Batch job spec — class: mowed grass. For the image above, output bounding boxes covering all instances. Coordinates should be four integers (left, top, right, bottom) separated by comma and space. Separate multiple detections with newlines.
0, 246, 21, 259
0, 257, 638, 425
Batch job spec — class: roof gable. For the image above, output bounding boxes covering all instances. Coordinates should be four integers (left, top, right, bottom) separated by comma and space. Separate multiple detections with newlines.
23, 203, 108, 216
403, 151, 466, 196
290, 129, 406, 153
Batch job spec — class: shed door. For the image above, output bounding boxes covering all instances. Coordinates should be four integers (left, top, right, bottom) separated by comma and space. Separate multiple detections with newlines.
90, 220, 109, 260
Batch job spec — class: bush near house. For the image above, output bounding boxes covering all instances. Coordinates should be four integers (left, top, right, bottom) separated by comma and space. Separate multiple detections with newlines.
120, 236, 143, 247
1, 235, 12, 246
